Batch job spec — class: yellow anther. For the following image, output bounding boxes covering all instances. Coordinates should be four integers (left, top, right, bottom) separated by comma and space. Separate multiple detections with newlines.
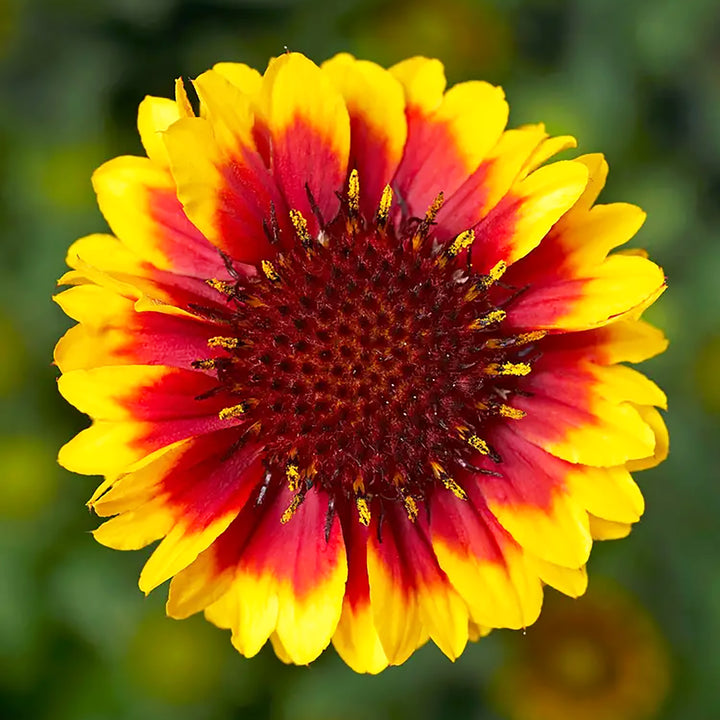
488, 260, 507, 282
218, 403, 246, 420
192, 359, 216, 370
286, 462, 300, 491
426, 191, 445, 222
281, 493, 304, 524
441, 475, 468, 500
206, 278, 234, 295
402, 494, 419, 522
208, 336, 241, 350
484, 330, 547, 350
376, 184, 393, 228
470, 309, 506, 329
498, 405, 526, 419
467, 435, 490, 455
289, 208, 313, 248
261, 260, 280, 282
448, 229, 475, 257
348, 168, 360, 214
485, 362, 532, 377
412, 191, 445, 250
470, 260, 508, 297
356, 497, 371, 527
518, 330, 547, 343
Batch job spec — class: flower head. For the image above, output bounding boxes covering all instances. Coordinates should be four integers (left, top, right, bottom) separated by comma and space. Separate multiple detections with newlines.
493, 583, 671, 720
55, 52, 668, 672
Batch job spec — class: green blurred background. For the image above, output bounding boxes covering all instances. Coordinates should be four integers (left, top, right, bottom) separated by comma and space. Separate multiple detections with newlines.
1, 0, 718, 718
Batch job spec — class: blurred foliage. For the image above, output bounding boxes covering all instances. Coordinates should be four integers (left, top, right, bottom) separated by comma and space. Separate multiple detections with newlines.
1, 0, 719, 718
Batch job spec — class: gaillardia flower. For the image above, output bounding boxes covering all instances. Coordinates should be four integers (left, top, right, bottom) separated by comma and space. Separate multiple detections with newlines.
55, 52, 668, 673
493, 583, 671, 720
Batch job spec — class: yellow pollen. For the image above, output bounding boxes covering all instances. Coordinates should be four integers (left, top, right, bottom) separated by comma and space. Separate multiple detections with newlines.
467, 260, 508, 299
208, 336, 241, 350
498, 404, 527, 419
218, 403, 247, 420
517, 330, 547, 343
348, 169, 360, 214
403, 494, 419, 522
193, 359, 216, 370
470, 309, 506, 329
356, 497, 371, 526
448, 229, 475, 257
484, 330, 547, 349
488, 260, 507, 282
376, 184, 393, 227
413, 191, 445, 250
485, 362, 532, 377
467, 434, 490, 454
281, 493, 304, 524
289, 209, 313, 249
206, 278, 235, 295
286, 462, 300, 491
426, 191, 445, 220
261, 260, 280, 282
441, 475, 468, 500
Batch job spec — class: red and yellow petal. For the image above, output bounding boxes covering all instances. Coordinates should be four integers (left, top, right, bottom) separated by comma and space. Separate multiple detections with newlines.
331, 515, 389, 674
540, 318, 668, 366
54, 285, 217, 372
391, 59, 508, 216
58, 365, 240, 476
255, 52, 350, 231
470, 160, 589, 274
202, 486, 347, 664
137, 438, 264, 593
480, 425, 593, 568
163, 115, 283, 265
93, 156, 222, 277
62, 233, 223, 314
322, 53, 407, 219
506, 253, 666, 331
430, 489, 543, 629
91, 432, 263, 589
367, 505, 469, 662
512, 374, 656, 468
435, 124, 549, 242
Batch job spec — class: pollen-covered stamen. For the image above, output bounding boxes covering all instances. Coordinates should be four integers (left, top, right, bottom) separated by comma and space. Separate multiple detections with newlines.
286, 460, 301, 491
412, 191, 444, 250
441, 229, 475, 266
289, 209, 313, 250
261, 260, 281, 283
484, 330, 547, 350
356, 496, 371, 526
484, 361, 532, 377
197, 178, 543, 522
218, 402, 248, 420
206, 278, 236, 295
375, 185, 393, 229
466, 260, 507, 300
281, 491, 305, 524
208, 336, 243, 350
470, 309, 507, 330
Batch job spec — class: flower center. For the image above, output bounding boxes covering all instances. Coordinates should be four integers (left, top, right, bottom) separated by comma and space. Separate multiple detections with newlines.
196, 176, 543, 525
